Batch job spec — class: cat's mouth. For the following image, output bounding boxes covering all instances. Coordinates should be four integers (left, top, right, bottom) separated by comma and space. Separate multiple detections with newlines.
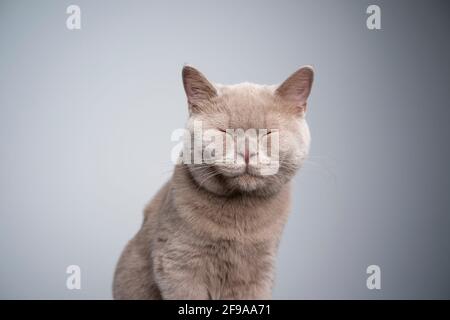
215, 164, 262, 178
229, 171, 260, 180
215, 160, 279, 178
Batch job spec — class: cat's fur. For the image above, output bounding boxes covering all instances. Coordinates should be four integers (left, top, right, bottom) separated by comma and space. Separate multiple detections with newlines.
113, 65, 314, 299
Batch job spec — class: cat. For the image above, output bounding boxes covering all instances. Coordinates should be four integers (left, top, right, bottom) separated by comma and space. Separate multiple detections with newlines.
112, 65, 314, 299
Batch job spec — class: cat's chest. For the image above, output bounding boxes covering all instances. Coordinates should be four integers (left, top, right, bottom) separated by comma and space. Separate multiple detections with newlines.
198, 238, 274, 298
202, 238, 274, 276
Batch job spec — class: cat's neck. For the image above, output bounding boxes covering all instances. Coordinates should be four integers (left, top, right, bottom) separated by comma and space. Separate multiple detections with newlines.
171, 164, 291, 242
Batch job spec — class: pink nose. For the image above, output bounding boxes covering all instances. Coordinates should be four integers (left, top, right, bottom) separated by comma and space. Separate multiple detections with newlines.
244, 147, 250, 164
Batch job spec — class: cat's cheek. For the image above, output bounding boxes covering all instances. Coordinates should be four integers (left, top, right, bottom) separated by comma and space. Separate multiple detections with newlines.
298, 121, 311, 148
278, 134, 294, 156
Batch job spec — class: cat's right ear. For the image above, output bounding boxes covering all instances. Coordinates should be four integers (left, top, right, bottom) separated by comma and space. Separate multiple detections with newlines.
182, 66, 217, 113
275, 66, 314, 114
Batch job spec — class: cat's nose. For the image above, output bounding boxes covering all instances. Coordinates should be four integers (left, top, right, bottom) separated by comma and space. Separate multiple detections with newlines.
243, 145, 256, 165
237, 138, 257, 165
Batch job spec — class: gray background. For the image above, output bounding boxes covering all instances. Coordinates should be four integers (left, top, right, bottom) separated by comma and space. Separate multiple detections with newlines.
0, 0, 449, 299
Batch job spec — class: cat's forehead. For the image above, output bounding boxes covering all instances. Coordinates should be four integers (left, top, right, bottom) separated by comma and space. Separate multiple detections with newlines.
203, 83, 279, 129
216, 82, 275, 104
217, 82, 275, 116
214, 83, 281, 126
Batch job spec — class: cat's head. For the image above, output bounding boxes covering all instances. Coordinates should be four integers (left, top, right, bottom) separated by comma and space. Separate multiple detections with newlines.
181, 65, 313, 196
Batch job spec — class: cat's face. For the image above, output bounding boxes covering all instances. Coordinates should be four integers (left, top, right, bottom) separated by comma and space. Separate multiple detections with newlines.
181, 66, 313, 196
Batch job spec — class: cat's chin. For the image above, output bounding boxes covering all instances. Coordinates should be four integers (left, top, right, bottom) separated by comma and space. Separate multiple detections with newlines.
213, 165, 276, 194
225, 173, 267, 193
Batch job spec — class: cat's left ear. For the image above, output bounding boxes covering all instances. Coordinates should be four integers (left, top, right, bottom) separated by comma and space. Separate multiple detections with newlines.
276, 66, 314, 114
